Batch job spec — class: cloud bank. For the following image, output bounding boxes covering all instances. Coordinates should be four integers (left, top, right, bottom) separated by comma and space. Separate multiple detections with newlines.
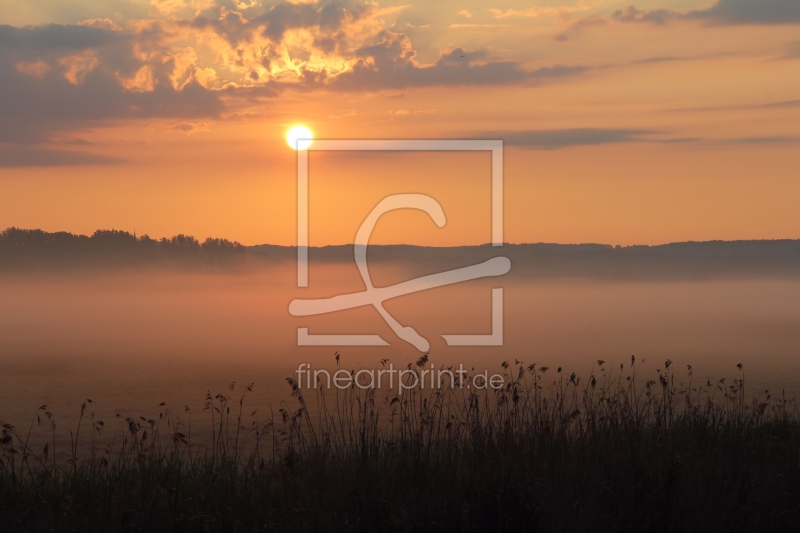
0, 1, 590, 147
474, 128, 657, 150
614, 0, 800, 26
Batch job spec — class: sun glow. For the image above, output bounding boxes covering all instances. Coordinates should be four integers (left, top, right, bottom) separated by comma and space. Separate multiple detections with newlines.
286, 125, 313, 150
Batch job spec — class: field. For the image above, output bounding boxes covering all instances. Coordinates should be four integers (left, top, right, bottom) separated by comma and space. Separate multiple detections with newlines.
2, 356, 799, 532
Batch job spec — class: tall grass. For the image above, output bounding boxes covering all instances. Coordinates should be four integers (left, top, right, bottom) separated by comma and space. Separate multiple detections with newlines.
2, 356, 799, 532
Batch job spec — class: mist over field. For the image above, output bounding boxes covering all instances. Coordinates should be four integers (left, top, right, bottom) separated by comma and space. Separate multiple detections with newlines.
2, 232, 800, 442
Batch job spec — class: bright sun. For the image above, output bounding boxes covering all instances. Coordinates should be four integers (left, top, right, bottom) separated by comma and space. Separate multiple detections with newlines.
286, 125, 313, 150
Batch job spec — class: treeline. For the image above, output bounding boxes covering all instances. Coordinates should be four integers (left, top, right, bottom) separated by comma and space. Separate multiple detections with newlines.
269, 240, 800, 280
0, 228, 246, 269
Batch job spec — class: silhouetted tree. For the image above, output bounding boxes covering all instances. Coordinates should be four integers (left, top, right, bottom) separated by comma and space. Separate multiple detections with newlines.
90, 230, 138, 251
201, 237, 243, 250
161, 234, 200, 250
0, 227, 86, 250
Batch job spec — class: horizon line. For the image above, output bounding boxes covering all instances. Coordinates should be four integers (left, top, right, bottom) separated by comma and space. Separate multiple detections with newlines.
3, 227, 800, 250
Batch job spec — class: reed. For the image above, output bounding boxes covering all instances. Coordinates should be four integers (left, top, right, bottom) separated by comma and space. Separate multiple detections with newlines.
1, 356, 799, 532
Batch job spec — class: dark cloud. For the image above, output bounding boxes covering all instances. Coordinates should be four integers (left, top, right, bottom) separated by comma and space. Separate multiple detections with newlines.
1, 0, 149, 26
612, 7, 679, 25
434, 48, 487, 66
631, 56, 689, 64
692, 0, 800, 24
727, 135, 799, 144
0, 60, 224, 143
527, 65, 590, 80
328, 33, 588, 90
264, 1, 351, 40
758, 99, 800, 109
0, 22, 224, 143
666, 98, 800, 113
474, 129, 657, 150
0, 24, 123, 50
0, 143, 123, 167
553, 14, 608, 41
187, 1, 361, 47
614, 0, 800, 26
470, 129, 798, 149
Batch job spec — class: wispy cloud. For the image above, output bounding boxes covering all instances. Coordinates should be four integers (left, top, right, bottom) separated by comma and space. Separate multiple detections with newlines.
490, 2, 598, 19
0, 143, 123, 167
553, 14, 607, 42
469, 128, 799, 149
147, 121, 210, 135
666, 98, 800, 113
613, 0, 800, 26
726, 135, 799, 144
472, 128, 658, 150
448, 24, 508, 29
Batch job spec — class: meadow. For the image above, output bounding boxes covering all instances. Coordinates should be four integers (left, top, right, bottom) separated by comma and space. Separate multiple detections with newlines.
2, 356, 799, 532
3, 230, 800, 530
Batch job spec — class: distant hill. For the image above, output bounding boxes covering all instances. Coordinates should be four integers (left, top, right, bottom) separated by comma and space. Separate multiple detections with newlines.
3, 227, 800, 279
250, 240, 800, 280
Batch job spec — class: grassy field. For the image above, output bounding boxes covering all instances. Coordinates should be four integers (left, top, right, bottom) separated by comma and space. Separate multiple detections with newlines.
2, 356, 799, 532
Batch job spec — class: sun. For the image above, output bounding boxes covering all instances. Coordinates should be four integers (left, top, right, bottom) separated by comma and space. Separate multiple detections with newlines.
286, 125, 313, 150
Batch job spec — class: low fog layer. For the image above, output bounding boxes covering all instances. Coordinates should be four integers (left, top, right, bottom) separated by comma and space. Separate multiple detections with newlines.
2, 230, 800, 436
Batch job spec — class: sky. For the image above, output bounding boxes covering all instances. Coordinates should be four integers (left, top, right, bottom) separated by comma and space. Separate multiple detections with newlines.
0, 0, 798, 246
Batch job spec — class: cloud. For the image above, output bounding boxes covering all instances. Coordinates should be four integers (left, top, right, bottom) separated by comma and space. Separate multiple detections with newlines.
0, 1, 590, 147
612, 6, 679, 24
0, 23, 123, 50
693, 0, 800, 24
490, 3, 595, 19
613, 0, 800, 26
448, 24, 508, 29
185, 1, 363, 48
173, 2, 581, 92
553, 14, 607, 41
151, 0, 219, 16
322, 36, 589, 90
475, 128, 658, 150
3, 2, 583, 97
779, 40, 800, 58
0, 143, 123, 167
0, 66, 223, 142
631, 56, 692, 64
726, 135, 799, 144
666, 98, 800, 113
147, 120, 210, 134
471, 128, 799, 149
0, 57, 224, 142
0, 20, 225, 142
758, 99, 800, 109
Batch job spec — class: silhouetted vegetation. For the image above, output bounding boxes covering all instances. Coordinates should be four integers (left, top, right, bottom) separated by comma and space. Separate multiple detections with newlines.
4, 227, 800, 278
1, 357, 799, 531
279, 240, 800, 281
0, 228, 246, 269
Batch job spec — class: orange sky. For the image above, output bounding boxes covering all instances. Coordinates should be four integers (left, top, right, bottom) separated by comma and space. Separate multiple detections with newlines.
0, 0, 799, 246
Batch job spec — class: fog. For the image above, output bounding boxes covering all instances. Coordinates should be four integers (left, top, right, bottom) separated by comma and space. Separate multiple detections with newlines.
2, 261, 800, 450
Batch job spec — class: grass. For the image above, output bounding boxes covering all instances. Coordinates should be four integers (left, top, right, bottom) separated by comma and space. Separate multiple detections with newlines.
2, 355, 800, 532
